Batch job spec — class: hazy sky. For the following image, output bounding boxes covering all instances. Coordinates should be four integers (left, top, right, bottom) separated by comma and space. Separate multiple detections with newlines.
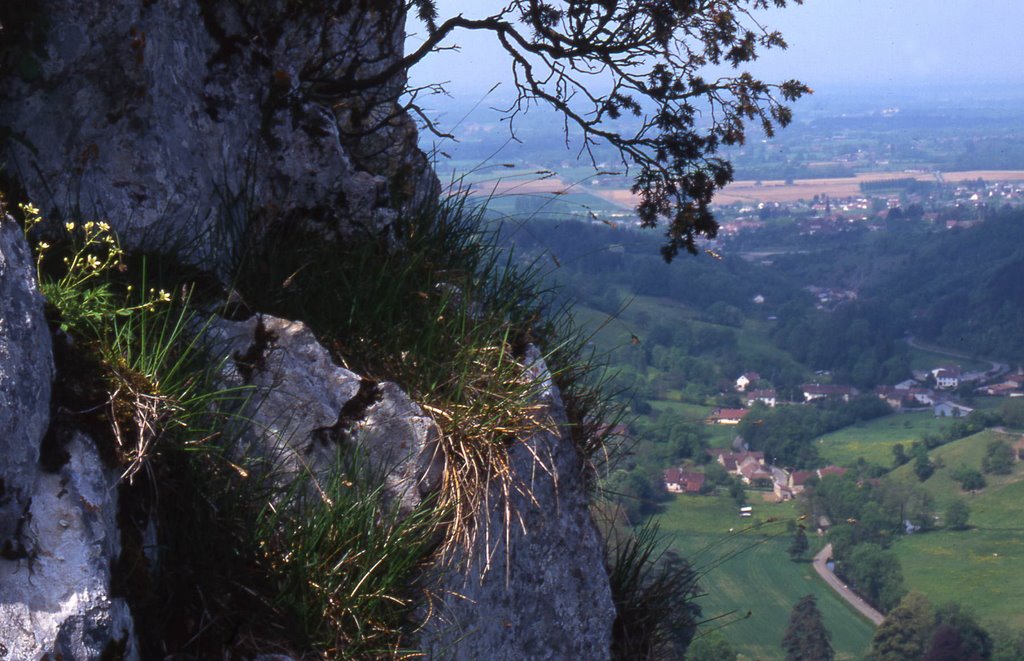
407, 1, 1024, 96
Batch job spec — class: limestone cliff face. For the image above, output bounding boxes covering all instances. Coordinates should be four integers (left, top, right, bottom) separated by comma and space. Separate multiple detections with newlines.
0, 0, 437, 271
0, 2, 615, 658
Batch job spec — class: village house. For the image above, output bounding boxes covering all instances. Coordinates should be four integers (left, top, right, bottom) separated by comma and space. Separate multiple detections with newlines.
802, 383, 858, 402
664, 468, 684, 493
908, 388, 936, 406
707, 408, 750, 425
789, 470, 816, 494
787, 466, 847, 493
735, 372, 761, 392
663, 468, 706, 494
774, 482, 795, 501
739, 461, 773, 486
934, 401, 974, 417
744, 389, 778, 408
875, 385, 910, 410
978, 377, 1024, 397
933, 367, 961, 390
710, 450, 764, 472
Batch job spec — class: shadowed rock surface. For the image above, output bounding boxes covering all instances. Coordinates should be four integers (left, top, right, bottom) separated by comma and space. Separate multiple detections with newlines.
0, 218, 137, 659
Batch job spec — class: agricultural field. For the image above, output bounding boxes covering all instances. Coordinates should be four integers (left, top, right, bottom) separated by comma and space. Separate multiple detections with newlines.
655, 494, 875, 660
816, 411, 955, 467
887, 430, 1024, 629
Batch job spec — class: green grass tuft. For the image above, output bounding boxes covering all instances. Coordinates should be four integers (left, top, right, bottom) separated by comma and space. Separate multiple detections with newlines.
235, 191, 621, 557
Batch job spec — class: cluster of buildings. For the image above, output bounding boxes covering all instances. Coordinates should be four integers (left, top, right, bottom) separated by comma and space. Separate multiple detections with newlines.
704, 375, 861, 425
714, 177, 1024, 239
718, 365, 1022, 422
662, 449, 848, 503
875, 366, 1023, 414
672, 364, 1024, 504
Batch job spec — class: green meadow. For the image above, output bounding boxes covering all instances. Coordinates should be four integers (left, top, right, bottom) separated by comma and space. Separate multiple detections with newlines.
817, 411, 955, 467
887, 430, 1024, 629
655, 494, 875, 660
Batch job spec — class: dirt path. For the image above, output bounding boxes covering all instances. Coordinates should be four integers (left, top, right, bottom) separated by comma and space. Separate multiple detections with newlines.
812, 543, 884, 626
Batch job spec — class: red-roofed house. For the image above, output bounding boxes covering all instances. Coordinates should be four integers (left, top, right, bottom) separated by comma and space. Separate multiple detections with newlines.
681, 471, 706, 494
981, 382, 1022, 396
663, 468, 684, 493
663, 468, 706, 494
789, 470, 816, 493
708, 408, 750, 425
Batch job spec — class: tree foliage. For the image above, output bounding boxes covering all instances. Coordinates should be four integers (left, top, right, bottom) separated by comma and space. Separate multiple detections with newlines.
891, 442, 909, 469
869, 592, 936, 661
945, 499, 970, 530
403, 0, 809, 259
840, 543, 906, 613
950, 466, 986, 492
982, 440, 1014, 475
788, 526, 809, 561
781, 594, 834, 661
913, 444, 935, 482
687, 631, 738, 661
930, 603, 994, 661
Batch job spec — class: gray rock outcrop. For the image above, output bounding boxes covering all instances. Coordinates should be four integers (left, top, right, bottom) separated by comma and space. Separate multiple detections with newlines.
0, 0, 437, 273
0, 216, 138, 660
206, 313, 444, 514
418, 345, 616, 660
206, 319, 616, 658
